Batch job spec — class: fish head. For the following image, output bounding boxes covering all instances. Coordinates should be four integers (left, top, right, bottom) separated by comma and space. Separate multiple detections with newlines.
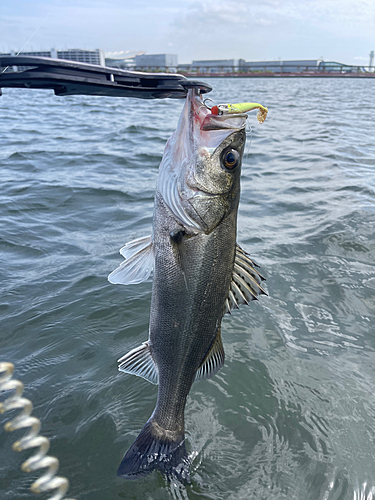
157, 89, 248, 233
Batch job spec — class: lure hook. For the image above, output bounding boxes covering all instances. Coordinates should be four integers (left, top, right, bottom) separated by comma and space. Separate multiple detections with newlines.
198, 97, 214, 112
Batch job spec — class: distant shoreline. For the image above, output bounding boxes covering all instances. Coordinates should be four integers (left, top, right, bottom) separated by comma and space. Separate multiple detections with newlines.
179, 72, 375, 79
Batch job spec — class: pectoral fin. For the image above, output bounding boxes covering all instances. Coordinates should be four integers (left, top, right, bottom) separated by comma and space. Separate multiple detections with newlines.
226, 244, 267, 313
108, 235, 154, 285
195, 328, 225, 382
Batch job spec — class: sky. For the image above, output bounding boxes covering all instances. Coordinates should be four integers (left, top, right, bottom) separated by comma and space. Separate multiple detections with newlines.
1, 0, 374, 65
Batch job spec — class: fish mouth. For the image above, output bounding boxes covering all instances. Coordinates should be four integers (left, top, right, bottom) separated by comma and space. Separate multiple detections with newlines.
201, 113, 248, 131
190, 90, 248, 134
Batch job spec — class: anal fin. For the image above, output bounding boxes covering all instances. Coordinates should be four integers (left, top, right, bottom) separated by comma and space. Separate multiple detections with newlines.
195, 328, 225, 382
118, 341, 158, 385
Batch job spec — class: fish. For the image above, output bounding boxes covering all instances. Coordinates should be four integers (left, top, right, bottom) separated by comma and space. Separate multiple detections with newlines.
108, 89, 268, 482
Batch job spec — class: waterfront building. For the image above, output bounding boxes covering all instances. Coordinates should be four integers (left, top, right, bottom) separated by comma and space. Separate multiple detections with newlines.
105, 57, 135, 70
134, 54, 178, 72
55, 49, 105, 66
318, 61, 358, 72
104, 51, 144, 70
179, 59, 240, 73
239, 59, 361, 74
240, 59, 321, 73
1, 48, 105, 66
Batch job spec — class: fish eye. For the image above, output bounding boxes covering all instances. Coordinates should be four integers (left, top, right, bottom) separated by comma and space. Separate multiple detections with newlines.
222, 149, 240, 171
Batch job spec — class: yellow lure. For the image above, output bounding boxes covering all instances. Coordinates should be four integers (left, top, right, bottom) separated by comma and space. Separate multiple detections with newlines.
211, 102, 268, 124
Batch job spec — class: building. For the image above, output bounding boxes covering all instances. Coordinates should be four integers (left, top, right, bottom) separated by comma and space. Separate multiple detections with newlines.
239, 59, 361, 74
105, 56, 135, 70
55, 49, 105, 66
134, 54, 178, 72
179, 59, 240, 73
318, 61, 357, 73
104, 51, 145, 70
2, 48, 105, 66
240, 59, 322, 73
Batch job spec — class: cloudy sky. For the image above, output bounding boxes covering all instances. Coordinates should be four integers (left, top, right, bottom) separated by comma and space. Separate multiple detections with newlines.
1, 0, 374, 65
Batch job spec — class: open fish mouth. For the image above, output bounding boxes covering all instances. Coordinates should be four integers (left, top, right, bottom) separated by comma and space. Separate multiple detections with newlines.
191, 91, 268, 134
188, 90, 249, 142
200, 112, 249, 131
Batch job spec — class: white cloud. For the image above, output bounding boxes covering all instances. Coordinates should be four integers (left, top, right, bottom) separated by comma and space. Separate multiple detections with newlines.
168, 0, 375, 62
173, 0, 375, 32
1, 0, 374, 64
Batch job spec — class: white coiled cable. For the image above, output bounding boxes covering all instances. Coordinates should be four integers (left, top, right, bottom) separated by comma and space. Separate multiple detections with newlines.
0, 362, 75, 500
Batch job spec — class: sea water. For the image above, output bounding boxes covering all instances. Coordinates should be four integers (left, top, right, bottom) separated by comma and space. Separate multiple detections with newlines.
1, 77, 375, 499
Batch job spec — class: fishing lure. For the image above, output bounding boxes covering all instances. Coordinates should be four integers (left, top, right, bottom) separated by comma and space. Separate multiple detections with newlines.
211, 102, 268, 124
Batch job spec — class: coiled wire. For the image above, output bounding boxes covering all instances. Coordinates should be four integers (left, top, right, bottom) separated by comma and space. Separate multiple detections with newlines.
0, 362, 75, 500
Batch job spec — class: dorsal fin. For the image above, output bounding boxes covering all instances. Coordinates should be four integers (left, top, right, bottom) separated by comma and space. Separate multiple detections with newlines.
117, 341, 158, 385
108, 235, 154, 285
226, 244, 267, 312
195, 328, 225, 382
235, 244, 266, 281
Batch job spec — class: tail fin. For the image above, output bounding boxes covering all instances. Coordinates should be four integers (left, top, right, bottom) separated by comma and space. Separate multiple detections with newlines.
117, 418, 190, 483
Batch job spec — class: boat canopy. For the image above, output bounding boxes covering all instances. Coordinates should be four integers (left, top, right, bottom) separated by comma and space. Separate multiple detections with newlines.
0, 56, 212, 99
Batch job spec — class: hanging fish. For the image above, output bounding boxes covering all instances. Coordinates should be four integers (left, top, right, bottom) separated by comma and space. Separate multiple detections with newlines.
108, 90, 268, 482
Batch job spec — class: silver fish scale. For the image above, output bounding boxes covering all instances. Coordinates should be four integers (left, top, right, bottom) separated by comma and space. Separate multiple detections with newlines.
148, 191, 237, 431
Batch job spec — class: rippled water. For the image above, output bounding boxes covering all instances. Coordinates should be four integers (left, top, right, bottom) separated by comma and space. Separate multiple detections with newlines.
1, 78, 375, 500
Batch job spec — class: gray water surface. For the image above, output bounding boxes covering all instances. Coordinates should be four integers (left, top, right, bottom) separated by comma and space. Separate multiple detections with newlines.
1, 78, 375, 499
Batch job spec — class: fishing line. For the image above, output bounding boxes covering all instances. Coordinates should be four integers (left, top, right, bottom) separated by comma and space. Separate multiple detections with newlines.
2, 6, 55, 74
244, 122, 253, 157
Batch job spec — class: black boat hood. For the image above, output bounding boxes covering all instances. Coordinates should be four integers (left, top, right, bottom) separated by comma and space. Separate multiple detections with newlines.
0, 56, 212, 99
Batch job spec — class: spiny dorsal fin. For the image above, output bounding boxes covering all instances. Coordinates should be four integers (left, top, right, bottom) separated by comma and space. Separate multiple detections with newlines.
235, 244, 265, 281
118, 341, 158, 385
108, 235, 154, 285
195, 328, 225, 382
226, 244, 267, 312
